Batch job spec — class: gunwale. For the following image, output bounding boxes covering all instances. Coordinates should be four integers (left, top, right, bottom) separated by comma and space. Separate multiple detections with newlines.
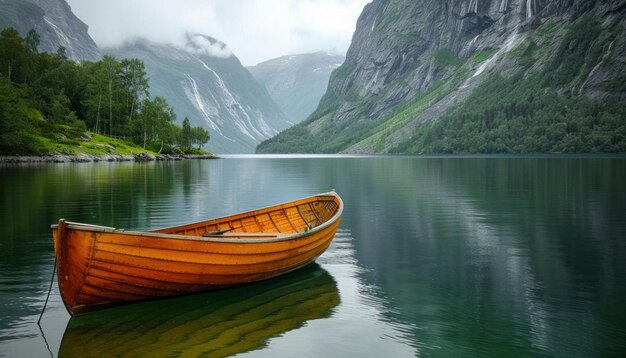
51, 191, 343, 315
51, 191, 342, 243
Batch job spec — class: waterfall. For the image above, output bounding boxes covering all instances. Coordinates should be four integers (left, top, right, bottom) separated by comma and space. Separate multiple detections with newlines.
460, 30, 523, 89
499, 0, 508, 12
468, 0, 479, 13
183, 74, 222, 135
191, 56, 274, 140
43, 16, 75, 59
468, 35, 480, 48
526, 0, 534, 18
578, 40, 615, 95
470, 32, 520, 78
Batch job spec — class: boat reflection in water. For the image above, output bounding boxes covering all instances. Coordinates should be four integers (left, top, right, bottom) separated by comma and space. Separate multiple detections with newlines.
59, 264, 339, 357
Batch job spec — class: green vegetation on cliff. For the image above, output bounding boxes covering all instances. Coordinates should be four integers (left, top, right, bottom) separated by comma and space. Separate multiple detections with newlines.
257, 4, 626, 155
0, 28, 210, 156
390, 74, 626, 153
391, 13, 625, 154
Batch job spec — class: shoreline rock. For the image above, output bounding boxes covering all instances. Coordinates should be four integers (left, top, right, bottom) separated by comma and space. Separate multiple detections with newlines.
0, 153, 219, 164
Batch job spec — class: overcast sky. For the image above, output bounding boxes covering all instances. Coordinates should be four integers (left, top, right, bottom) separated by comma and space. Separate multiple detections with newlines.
66, 0, 371, 66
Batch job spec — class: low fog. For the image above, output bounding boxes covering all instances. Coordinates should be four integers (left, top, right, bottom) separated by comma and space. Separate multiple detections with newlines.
66, 0, 370, 65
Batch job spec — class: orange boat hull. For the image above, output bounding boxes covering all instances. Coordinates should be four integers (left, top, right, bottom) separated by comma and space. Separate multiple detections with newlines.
52, 191, 342, 315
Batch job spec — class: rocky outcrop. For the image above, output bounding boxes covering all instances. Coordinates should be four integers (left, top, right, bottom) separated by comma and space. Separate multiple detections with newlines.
0, 0, 100, 61
257, 0, 626, 154
0, 153, 218, 163
247, 52, 344, 124
105, 37, 290, 154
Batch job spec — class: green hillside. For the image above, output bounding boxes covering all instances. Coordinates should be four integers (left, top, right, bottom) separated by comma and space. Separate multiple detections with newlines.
0, 28, 210, 156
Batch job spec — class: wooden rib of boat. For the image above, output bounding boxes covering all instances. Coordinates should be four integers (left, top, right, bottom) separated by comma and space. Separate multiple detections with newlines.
51, 191, 343, 315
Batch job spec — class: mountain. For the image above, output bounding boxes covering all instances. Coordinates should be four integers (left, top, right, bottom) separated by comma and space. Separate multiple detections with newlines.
0, 0, 100, 61
257, 0, 626, 154
247, 52, 344, 124
105, 36, 291, 153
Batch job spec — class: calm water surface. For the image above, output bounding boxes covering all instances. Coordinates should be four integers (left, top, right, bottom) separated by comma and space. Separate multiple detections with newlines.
1, 155, 625, 357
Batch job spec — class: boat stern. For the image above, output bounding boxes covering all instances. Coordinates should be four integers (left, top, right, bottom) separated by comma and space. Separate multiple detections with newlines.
51, 219, 95, 316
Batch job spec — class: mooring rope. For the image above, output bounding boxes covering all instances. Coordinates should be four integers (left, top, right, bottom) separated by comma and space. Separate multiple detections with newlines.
38, 256, 57, 325
37, 255, 57, 357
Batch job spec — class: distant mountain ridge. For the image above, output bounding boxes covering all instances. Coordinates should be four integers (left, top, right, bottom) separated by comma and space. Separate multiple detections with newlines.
257, 0, 626, 154
105, 36, 291, 153
0, 0, 306, 153
0, 0, 100, 61
247, 52, 344, 124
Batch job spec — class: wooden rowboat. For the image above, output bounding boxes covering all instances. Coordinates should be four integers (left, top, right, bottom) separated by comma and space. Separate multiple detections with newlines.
51, 191, 343, 315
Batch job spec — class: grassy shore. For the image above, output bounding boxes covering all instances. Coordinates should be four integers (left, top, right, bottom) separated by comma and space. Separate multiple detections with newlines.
0, 131, 218, 163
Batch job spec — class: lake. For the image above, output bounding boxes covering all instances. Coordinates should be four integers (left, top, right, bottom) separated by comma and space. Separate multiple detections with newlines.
1, 155, 625, 357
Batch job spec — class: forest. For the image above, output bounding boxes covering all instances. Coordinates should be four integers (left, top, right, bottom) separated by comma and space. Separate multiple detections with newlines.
0, 27, 210, 155
390, 73, 626, 153
391, 14, 626, 154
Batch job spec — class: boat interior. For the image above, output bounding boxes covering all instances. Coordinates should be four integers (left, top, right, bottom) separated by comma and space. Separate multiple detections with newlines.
155, 195, 341, 238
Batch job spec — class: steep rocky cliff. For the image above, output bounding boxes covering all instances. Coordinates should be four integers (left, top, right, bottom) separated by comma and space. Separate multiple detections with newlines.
257, 0, 626, 154
0, 0, 100, 61
106, 36, 290, 153
247, 52, 344, 124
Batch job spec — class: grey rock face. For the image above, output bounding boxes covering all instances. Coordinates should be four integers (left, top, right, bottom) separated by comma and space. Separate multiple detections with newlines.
339, 0, 624, 118
333, 0, 522, 110
247, 52, 345, 124
258, 0, 626, 153
0, 0, 100, 61
105, 38, 290, 154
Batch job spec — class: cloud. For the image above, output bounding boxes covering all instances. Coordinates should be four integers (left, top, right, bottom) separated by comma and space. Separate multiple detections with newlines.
66, 0, 371, 65
184, 33, 232, 58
